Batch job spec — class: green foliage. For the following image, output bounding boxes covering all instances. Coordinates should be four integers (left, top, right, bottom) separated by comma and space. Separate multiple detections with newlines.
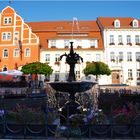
83, 61, 111, 77
21, 62, 53, 75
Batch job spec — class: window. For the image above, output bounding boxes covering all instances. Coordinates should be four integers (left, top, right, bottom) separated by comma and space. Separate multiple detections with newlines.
14, 31, 19, 39
127, 52, 132, 61
14, 49, 19, 57
85, 54, 91, 62
3, 66, 7, 71
64, 40, 69, 48
114, 19, 120, 28
119, 52, 123, 62
55, 71, 59, 81
118, 35, 123, 45
2, 33, 6, 40
127, 35, 131, 45
109, 35, 114, 45
50, 40, 56, 47
4, 17, 12, 24
128, 69, 133, 80
7, 33, 11, 40
137, 69, 140, 79
136, 52, 140, 61
96, 54, 101, 61
14, 32, 19, 46
76, 71, 80, 80
90, 39, 96, 47
25, 48, 30, 57
2, 32, 11, 40
110, 52, 115, 62
45, 54, 50, 62
77, 40, 82, 48
133, 19, 138, 28
135, 35, 140, 45
3, 49, 8, 58
55, 54, 60, 62
45, 75, 50, 81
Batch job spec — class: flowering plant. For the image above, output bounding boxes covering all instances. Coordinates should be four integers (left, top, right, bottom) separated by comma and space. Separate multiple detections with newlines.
113, 107, 131, 124
6, 104, 46, 124
113, 112, 131, 124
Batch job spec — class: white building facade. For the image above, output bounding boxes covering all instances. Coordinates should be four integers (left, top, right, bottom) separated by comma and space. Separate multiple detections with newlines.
97, 17, 140, 86
40, 38, 104, 82
28, 20, 104, 82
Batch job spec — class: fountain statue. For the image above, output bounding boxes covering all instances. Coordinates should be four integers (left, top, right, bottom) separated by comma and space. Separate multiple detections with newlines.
49, 42, 96, 124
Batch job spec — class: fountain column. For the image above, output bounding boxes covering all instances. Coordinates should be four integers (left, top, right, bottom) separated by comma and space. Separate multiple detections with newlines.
49, 41, 96, 124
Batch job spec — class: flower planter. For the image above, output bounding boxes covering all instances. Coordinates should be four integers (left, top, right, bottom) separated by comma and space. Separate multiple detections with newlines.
127, 43, 132, 46
118, 43, 124, 45
51, 46, 56, 49
65, 46, 69, 49
55, 62, 60, 65
136, 43, 140, 46
109, 43, 115, 45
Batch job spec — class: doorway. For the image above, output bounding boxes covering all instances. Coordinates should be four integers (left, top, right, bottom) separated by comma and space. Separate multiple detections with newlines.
112, 71, 120, 84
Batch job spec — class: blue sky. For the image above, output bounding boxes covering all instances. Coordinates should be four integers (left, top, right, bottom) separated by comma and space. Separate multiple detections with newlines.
0, 1, 140, 22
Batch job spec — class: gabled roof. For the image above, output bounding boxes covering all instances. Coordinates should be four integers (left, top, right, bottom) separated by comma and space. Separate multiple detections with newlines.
27, 20, 100, 32
97, 17, 140, 29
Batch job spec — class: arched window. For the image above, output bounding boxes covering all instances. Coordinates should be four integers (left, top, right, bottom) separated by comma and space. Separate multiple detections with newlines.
2, 33, 6, 40
110, 52, 115, 62
25, 48, 30, 57
133, 19, 138, 28
3, 66, 7, 71
114, 19, 120, 28
3, 49, 8, 58
14, 49, 20, 57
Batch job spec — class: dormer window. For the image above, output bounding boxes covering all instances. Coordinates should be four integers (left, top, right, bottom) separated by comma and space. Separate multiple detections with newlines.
114, 19, 120, 28
50, 40, 56, 48
133, 19, 138, 28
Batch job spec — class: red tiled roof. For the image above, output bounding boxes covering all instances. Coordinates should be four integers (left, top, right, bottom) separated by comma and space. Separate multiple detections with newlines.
97, 17, 140, 29
27, 20, 100, 32
27, 20, 103, 50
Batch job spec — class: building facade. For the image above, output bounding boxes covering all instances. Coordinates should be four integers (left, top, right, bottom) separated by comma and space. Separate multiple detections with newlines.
1, 6, 140, 86
97, 17, 140, 86
28, 20, 104, 82
0, 6, 40, 71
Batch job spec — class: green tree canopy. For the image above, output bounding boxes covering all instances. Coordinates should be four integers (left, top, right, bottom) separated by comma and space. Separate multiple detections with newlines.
83, 61, 111, 79
21, 62, 53, 76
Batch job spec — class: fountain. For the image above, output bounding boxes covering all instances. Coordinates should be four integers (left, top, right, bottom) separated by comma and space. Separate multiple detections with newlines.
49, 42, 96, 123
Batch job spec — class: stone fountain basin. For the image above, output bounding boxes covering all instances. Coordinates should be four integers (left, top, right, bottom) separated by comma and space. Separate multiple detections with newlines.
49, 81, 96, 93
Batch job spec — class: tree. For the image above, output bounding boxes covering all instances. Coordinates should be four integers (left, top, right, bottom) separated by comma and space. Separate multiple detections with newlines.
21, 62, 53, 78
83, 61, 111, 81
